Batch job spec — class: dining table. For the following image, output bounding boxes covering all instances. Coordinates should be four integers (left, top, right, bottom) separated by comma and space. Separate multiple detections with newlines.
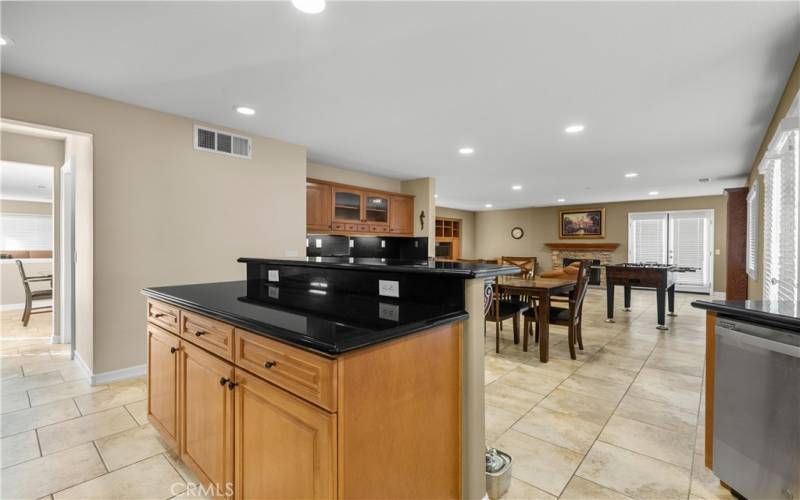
496, 275, 577, 363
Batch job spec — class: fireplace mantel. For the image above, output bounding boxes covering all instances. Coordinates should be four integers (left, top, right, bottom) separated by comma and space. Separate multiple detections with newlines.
545, 242, 620, 251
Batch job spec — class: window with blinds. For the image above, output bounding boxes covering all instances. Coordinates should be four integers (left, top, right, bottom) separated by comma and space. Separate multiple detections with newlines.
628, 212, 668, 264
0, 213, 53, 251
746, 182, 758, 279
760, 121, 799, 303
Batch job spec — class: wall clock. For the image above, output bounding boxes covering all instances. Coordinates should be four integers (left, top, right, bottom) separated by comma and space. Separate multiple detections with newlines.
511, 227, 524, 239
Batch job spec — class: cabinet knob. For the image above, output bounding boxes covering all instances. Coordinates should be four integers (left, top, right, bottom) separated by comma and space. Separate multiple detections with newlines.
219, 377, 229, 386
195, 330, 206, 337
227, 381, 239, 391
170, 347, 178, 354
264, 360, 277, 369
153, 313, 165, 318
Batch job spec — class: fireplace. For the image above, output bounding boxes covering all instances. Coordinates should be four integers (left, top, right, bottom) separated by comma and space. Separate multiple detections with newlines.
564, 258, 601, 285
545, 243, 620, 287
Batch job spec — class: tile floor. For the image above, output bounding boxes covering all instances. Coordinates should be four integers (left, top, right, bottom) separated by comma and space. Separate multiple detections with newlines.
0, 290, 733, 499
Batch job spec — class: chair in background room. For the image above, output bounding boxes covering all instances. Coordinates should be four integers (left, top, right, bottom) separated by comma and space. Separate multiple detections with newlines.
16, 260, 53, 326
500, 256, 536, 277
485, 277, 524, 353
523, 260, 591, 359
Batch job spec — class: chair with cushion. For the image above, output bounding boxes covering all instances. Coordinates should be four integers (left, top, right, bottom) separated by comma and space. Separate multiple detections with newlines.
500, 256, 536, 277
16, 260, 53, 326
485, 277, 524, 353
523, 260, 591, 359
539, 261, 581, 279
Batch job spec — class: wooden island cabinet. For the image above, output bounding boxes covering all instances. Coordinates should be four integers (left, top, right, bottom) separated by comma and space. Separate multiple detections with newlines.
146, 298, 461, 499
306, 178, 414, 236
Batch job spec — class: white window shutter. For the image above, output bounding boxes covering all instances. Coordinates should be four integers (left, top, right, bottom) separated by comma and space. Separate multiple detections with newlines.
0, 213, 53, 251
746, 183, 758, 279
628, 212, 668, 264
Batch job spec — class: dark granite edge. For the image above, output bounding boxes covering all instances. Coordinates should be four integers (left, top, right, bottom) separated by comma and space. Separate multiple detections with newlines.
142, 287, 469, 357
691, 300, 800, 331
237, 257, 521, 278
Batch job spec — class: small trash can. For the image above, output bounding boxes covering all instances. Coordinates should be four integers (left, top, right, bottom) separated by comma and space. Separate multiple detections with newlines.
485, 448, 512, 500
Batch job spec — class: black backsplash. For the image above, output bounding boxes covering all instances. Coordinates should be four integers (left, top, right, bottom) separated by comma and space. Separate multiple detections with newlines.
307, 235, 428, 260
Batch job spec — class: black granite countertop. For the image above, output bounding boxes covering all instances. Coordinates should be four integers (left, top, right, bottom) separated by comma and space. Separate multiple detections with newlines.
238, 257, 520, 279
691, 300, 800, 331
142, 280, 468, 356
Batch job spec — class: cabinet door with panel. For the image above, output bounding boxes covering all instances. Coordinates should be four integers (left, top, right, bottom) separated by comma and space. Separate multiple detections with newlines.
180, 342, 235, 498
147, 324, 180, 451
365, 192, 389, 225
306, 182, 332, 231
234, 370, 336, 500
332, 187, 364, 223
390, 195, 414, 235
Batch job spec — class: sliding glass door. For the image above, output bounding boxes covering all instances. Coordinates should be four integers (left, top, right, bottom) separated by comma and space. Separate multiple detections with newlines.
628, 209, 714, 294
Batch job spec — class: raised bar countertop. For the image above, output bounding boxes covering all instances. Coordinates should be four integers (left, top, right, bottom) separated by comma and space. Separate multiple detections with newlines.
692, 300, 800, 331
143, 280, 468, 356
238, 257, 521, 278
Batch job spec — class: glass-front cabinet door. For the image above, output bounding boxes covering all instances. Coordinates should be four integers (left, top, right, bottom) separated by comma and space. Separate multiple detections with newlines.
365, 193, 389, 224
333, 188, 363, 222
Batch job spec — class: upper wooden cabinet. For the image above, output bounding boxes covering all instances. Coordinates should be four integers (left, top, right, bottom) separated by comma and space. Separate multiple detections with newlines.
307, 178, 413, 236
306, 182, 332, 231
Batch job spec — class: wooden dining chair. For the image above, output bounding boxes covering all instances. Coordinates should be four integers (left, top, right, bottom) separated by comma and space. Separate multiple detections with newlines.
485, 277, 523, 353
522, 260, 591, 359
16, 260, 53, 326
500, 256, 536, 277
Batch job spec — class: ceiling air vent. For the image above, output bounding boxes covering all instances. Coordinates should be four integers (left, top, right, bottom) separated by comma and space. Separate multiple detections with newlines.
193, 125, 252, 159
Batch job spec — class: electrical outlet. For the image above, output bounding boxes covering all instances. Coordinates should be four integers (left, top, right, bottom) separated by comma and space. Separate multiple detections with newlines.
379, 302, 399, 321
378, 280, 399, 298
349, 239, 354, 248
268, 270, 279, 282
381, 240, 386, 248
315, 239, 322, 248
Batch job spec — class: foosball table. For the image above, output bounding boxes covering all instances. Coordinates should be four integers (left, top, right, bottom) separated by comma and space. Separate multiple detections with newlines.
604, 263, 696, 330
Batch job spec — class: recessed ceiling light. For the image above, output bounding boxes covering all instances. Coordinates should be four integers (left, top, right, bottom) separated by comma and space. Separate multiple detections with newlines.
648, 191, 659, 196
434, 194, 438, 198
564, 124, 585, 134
292, 0, 326, 14
624, 172, 638, 178
458, 147, 475, 155
0, 35, 12, 46
484, 203, 493, 208
235, 106, 255, 116
37, 185, 46, 189
511, 185, 522, 191
557, 198, 566, 203
698, 177, 710, 183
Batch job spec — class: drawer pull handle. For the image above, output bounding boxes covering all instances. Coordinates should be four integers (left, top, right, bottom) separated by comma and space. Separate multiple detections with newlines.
264, 360, 277, 369
195, 330, 207, 337
219, 377, 229, 386
227, 381, 239, 391
153, 313, 166, 318
170, 347, 178, 354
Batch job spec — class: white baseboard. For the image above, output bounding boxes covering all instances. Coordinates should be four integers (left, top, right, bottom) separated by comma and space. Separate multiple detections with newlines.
0, 303, 25, 311
74, 350, 93, 381
91, 363, 146, 386
49, 335, 65, 344
712, 291, 726, 299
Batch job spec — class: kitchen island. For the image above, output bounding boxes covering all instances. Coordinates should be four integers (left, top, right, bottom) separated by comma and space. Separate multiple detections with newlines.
143, 257, 518, 499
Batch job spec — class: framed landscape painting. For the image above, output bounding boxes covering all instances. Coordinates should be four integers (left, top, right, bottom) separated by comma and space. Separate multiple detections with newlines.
559, 208, 605, 238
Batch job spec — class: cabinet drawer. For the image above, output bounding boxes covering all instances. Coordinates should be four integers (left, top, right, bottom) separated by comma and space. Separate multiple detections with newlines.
234, 329, 337, 412
369, 225, 389, 233
356, 224, 369, 232
331, 223, 345, 231
147, 300, 180, 333
181, 311, 235, 361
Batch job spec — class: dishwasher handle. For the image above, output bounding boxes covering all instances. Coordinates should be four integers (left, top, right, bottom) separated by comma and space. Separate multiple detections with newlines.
717, 325, 800, 358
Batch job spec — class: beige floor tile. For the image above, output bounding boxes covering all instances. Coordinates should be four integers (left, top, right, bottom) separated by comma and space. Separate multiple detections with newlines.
0, 442, 106, 499
513, 406, 602, 454
615, 394, 698, 436
690, 453, 735, 499
95, 424, 167, 471
485, 381, 546, 417
74, 383, 146, 415
636, 367, 703, 392
37, 406, 137, 455
1, 371, 63, 397
577, 441, 691, 500
163, 448, 201, 485
559, 374, 629, 403
28, 379, 106, 407
21, 359, 77, 377
599, 415, 694, 469
1, 398, 80, 437
1, 429, 40, 468
588, 350, 646, 371
645, 349, 704, 377
628, 377, 701, 413
496, 366, 564, 395
486, 404, 520, 443
485, 357, 521, 385
125, 400, 149, 426
494, 429, 582, 496
1, 364, 22, 380
500, 478, 556, 500
1, 389, 30, 414
538, 388, 618, 426
560, 476, 634, 500
53, 454, 185, 499
574, 361, 638, 385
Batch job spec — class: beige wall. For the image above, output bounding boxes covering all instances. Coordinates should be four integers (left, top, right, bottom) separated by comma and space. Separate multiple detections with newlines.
307, 161, 402, 193
473, 195, 728, 293
746, 55, 799, 300
402, 177, 436, 257
1, 74, 307, 375
436, 206, 476, 259
0, 199, 52, 215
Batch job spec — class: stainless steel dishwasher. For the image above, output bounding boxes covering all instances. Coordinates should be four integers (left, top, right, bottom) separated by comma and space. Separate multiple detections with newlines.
714, 316, 800, 500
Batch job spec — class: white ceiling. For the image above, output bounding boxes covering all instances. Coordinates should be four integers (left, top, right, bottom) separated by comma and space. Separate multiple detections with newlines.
0, 161, 54, 202
2, 1, 798, 210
